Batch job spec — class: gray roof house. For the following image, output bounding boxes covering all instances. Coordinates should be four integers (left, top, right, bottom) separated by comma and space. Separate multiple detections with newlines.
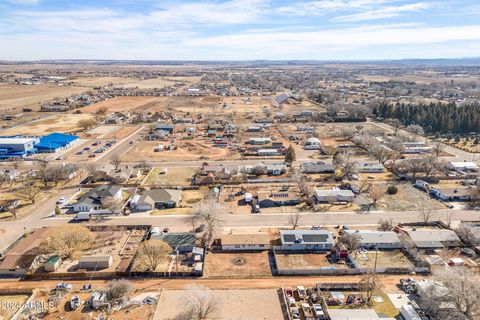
131, 189, 182, 211
343, 230, 402, 249
408, 230, 461, 249
279, 230, 334, 251
302, 162, 336, 174
314, 189, 355, 203
73, 185, 122, 213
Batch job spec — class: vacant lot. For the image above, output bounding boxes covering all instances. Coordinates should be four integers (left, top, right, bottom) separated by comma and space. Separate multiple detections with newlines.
87, 125, 138, 139
122, 140, 230, 162
0, 84, 86, 111
352, 250, 414, 270
203, 252, 272, 278
0, 294, 30, 319
0, 113, 94, 136
275, 253, 349, 270
155, 288, 284, 320
144, 167, 196, 186
375, 183, 445, 211
82, 96, 167, 113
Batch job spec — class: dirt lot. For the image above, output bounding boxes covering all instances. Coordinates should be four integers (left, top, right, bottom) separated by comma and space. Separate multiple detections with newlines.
33, 287, 157, 320
0, 113, 94, 136
87, 125, 139, 140
203, 252, 273, 278
81, 96, 166, 113
375, 183, 445, 211
275, 252, 349, 270
0, 294, 30, 319
144, 167, 196, 187
352, 250, 414, 269
0, 84, 86, 111
122, 140, 231, 162
155, 288, 284, 320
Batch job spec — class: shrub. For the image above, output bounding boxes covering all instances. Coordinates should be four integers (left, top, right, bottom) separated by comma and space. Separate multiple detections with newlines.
387, 185, 398, 195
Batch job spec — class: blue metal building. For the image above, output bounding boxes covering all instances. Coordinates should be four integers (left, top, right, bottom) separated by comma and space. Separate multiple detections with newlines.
36, 133, 79, 153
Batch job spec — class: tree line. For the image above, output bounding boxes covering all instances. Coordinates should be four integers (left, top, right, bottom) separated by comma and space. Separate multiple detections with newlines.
373, 101, 480, 134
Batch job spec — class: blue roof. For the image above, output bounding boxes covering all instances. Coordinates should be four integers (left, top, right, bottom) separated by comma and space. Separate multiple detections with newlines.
36, 133, 79, 150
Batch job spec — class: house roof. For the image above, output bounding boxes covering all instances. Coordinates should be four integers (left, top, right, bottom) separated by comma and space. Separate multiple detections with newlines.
273, 93, 290, 105
138, 189, 182, 206
77, 185, 122, 207
280, 230, 333, 245
409, 230, 460, 244
150, 232, 196, 250
448, 161, 479, 169
344, 230, 400, 245
220, 234, 270, 246
36, 133, 79, 149
79, 255, 112, 263
314, 189, 354, 197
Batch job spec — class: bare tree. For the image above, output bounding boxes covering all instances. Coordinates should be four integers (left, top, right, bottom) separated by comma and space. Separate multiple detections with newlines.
419, 207, 433, 223
406, 124, 425, 140
287, 212, 301, 229
110, 154, 122, 170
40, 225, 94, 259
291, 170, 312, 197
192, 197, 224, 248
184, 213, 201, 232
359, 272, 383, 304
377, 218, 394, 231
175, 286, 219, 320
16, 181, 40, 204
334, 152, 358, 179
400, 157, 426, 179
457, 223, 479, 246
101, 196, 123, 214
137, 240, 171, 271
422, 268, 480, 320
104, 280, 132, 304
338, 232, 361, 252
8, 203, 18, 219
367, 185, 385, 211
78, 118, 97, 131
433, 141, 444, 158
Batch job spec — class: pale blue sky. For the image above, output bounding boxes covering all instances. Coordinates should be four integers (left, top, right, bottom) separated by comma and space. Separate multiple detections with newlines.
0, 0, 479, 60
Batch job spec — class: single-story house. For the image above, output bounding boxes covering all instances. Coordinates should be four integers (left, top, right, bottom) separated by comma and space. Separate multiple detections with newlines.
257, 149, 279, 156
343, 230, 402, 249
249, 137, 271, 145
154, 123, 175, 133
150, 232, 196, 253
280, 230, 334, 251
314, 189, 355, 203
302, 162, 335, 174
73, 185, 122, 212
78, 255, 113, 270
304, 137, 323, 150
358, 163, 385, 173
408, 230, 461, 249
219, 234, 270, 251
257, 191, 301, 208
0, 199, 19, 212
430, 187, 474, 201
446, 161, 479, 172
130, 189, 182, 211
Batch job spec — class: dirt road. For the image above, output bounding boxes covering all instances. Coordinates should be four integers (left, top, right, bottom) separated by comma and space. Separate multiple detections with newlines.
0, 275, 426, 293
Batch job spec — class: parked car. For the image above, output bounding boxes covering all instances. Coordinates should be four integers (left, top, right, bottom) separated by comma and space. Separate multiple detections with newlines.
56, 283, 72, 291
56, 197, 67, 205
252, 204, 260, 213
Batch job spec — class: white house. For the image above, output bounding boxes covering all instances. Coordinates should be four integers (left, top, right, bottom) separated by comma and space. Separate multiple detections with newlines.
249, 137, 271, 145
304, 137, 323, 150
343, 230, 402, 249
220, 234, 270, 251
446, 161, 479, 172
358, 163, 385, 173
73, 185, 122, 212
314, 189, 355, 203
280, 230, 334, 251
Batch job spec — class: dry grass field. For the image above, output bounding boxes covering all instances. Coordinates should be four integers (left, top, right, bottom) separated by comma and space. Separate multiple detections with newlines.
144, 167, 196, 186
121, 140, 230, 162
0, 294, 30, 319
155, 289, 284, 320
351, 250, 414, 269
275, 252, 349, 270
0, 113, 94, 135
203, 252, 272, 278
0, 84, 86, 111
375, 183, 445, 211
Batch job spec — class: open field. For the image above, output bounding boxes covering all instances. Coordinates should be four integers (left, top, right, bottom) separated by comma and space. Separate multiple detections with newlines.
155, 288, 284, 320
203, 252, 272, 278
122, 140, 231, 162
0, 113, 94, 136
275, 252, 349, 270
144, 167, 196, 186
351, 250, 414, 269
86, 125, 138, 139
121, 78, 177, 89
66, 76, 134, 87
0, 85, 86, 111
375, 183, 445, 211
81, 96, 165, 113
